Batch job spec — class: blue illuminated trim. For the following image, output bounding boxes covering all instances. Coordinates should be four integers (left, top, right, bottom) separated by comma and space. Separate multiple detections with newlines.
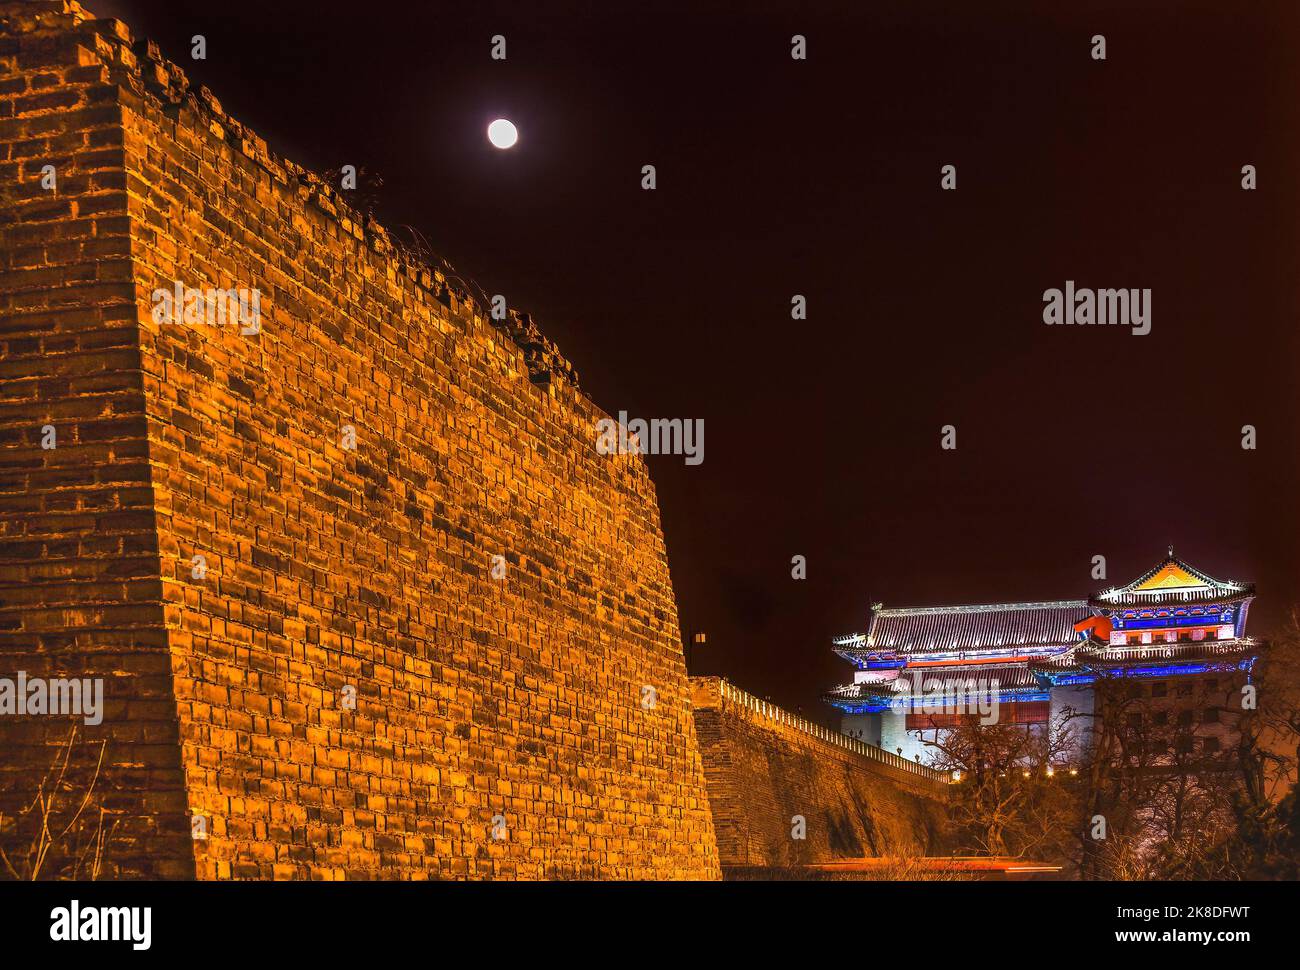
831, 689, 1052, 712
1045, 674, 1095, 686
829, 702, 893, 714
1038, 657, 1256, 686
888, 690, 1052, 709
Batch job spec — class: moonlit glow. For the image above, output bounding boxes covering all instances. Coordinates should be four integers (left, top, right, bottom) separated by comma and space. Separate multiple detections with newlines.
487, 119, 518, 149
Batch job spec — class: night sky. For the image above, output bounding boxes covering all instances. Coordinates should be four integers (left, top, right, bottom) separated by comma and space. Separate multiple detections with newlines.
93, 0, 1299, 724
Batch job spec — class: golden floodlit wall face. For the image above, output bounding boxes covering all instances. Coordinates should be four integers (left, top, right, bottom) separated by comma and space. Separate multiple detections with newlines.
0, 3, 194, 880
1, 1, 719, 880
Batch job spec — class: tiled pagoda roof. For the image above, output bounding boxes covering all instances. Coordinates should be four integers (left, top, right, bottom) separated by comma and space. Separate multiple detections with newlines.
1092, 551, 1253, 607
826, 663, 1044, 702
847, 600, 1090, 655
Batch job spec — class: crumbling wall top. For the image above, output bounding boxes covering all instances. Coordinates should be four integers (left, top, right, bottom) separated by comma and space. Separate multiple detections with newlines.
0, 0, 579, 388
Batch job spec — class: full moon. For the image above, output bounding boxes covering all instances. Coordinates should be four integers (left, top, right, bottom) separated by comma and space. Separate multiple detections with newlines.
487, 119, 518, 149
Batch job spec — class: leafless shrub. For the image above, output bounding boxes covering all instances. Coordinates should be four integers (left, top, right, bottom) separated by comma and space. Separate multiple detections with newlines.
0, 726, 120, 881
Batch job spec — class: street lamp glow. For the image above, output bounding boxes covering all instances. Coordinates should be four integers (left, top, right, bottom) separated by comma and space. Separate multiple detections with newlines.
487, 119, 518, 149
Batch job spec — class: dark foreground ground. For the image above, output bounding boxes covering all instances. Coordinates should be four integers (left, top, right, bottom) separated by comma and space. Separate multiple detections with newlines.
723, 857, 1066, 881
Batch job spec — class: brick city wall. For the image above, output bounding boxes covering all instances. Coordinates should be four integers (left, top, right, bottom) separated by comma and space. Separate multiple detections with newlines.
0, 1, 192, 878
690, 678, 950, 869
0, 1, 719, 879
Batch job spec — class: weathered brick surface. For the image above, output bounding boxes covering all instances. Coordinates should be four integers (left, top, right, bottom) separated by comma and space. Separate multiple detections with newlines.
1, 1, 718, 879
690, 678, 949, 868
0, 0, 192, 879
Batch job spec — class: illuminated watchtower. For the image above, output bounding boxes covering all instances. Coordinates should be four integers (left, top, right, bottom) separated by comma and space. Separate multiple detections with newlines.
824, 551, 1258, 765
